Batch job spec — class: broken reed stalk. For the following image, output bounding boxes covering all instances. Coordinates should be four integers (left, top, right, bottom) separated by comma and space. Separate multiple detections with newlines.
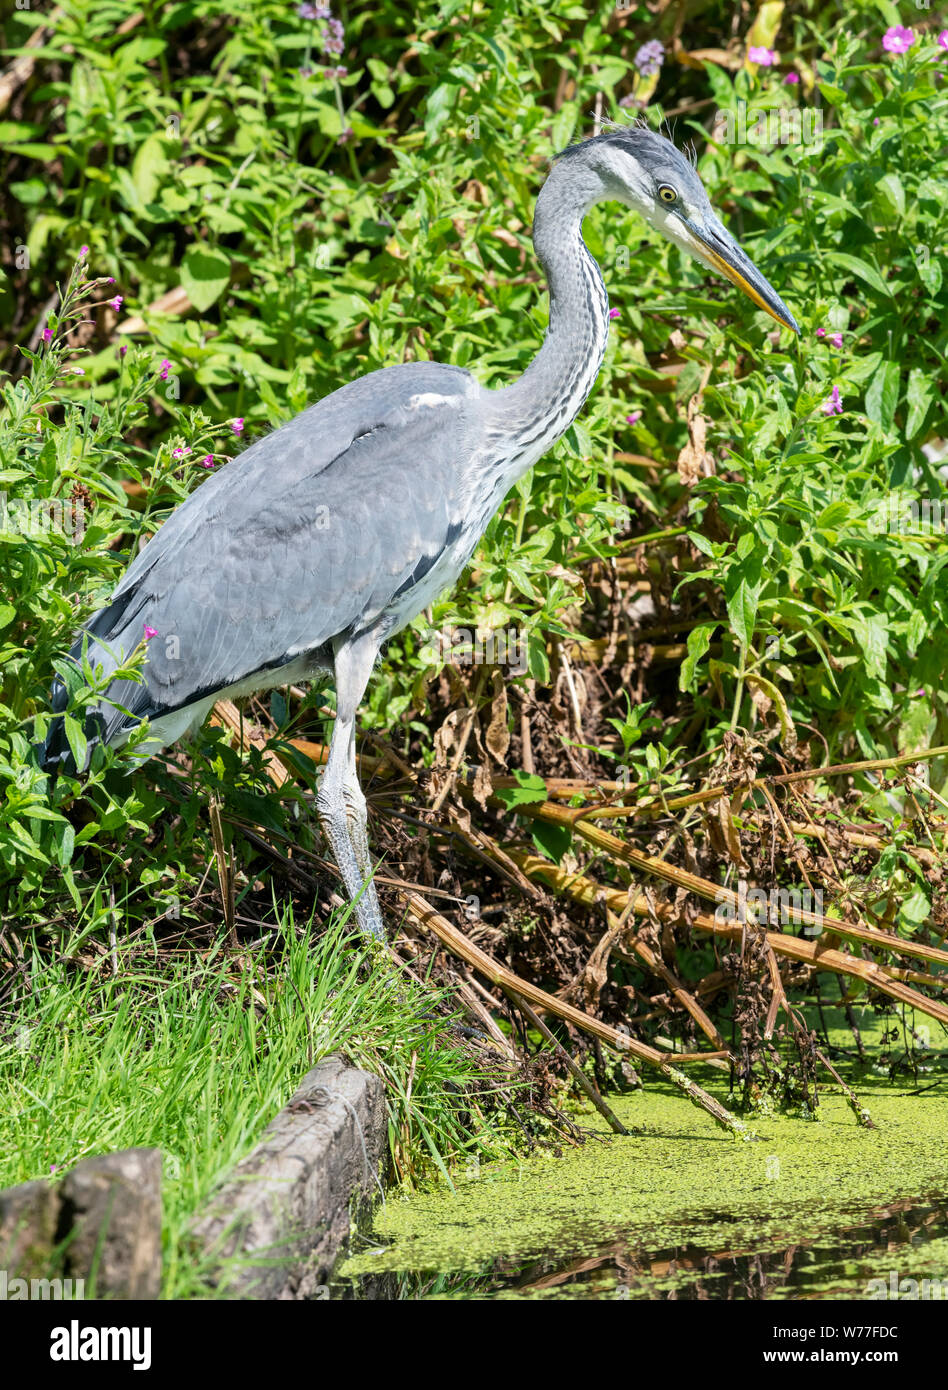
501, 984, 631, 1136
397, 888, 752, 1140
500, 795, 948, 972
505, 848, 948, 1029
284, 739, 946, 967
207, 796, 237, 950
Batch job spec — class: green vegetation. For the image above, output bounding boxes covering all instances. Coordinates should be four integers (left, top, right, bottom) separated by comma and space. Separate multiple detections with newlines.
2, 0, 947, 1288
0, 911, 515, 1296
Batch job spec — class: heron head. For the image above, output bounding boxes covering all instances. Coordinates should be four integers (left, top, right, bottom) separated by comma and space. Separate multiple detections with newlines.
560, 124, 800, 334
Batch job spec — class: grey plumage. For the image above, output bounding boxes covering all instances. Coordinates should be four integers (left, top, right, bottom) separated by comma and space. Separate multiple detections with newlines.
39, 125, 799, 939
70, 363, 482, 744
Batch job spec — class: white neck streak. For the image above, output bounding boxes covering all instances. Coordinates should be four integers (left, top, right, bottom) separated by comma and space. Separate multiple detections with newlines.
481, 158, 611, 484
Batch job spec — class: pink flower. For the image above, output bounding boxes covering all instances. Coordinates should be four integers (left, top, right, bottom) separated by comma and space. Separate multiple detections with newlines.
104, 276, 115, 285
42, 327, 53, 343
784, 72, 799, 85
816, 327, 826, 338
110, 295, 123, 312
172, 446, 192, 459
200, 454, 215, 468
829, 332, 843, 349
159, 359, 171, 381
822, 386, 843, 416
625, 412, 641, 425
69, 367, 85, 376
938, 31, 948, 50
79, 245, 88, 257
231, 417, 244, 435
748, 45, 777, 66
609, 308, 621, 320
882, 25, 914, 54
143, 625, 158, 640
118, 345, 127, 358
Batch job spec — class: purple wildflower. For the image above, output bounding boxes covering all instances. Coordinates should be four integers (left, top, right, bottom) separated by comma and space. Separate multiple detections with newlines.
42, 326, 53, 343
822, 386, 843, 416
634, 40, 664, 78
79, 245, 88, 257
110, 295, 123, 312
231, 418, 244, 435
297, 1, 318, 16
172, 446, 192, 459
118, 344, 128, 358
201, 454, 215, 468
829, 332, 843, 349
784, 72, 799, 85
337, 126, 354, 144
816, 327, 826, 338
882, 25, 914, 54
618, 94, 635, 109
748, 46, 777, 66
609, 308, 621, 320
143, 625, 158, 640
322, 16, 344, 56
299, 64, 314, 77
160, 359, 171, 380
939, 31, 948, 50
625, 412, 641, 426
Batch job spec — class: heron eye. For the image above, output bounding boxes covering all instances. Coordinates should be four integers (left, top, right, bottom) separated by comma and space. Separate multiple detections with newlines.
658, 184, 678, 203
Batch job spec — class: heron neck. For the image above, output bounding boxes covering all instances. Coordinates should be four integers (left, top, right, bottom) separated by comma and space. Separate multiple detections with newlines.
484, 161, 611, 478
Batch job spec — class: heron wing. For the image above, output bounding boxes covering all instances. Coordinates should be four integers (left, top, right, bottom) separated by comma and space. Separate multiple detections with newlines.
75, 362, 483, 739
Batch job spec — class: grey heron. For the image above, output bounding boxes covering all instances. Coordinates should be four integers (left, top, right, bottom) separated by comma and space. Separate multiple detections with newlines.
39, 125, 799, 940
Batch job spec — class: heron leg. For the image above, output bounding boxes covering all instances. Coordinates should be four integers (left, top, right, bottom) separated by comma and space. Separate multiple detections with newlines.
316, 634, 385, 941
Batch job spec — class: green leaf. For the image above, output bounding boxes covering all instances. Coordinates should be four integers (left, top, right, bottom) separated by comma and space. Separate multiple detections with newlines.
530, 820, 572, 864
179, 246, 232, 313
551, 101, 578, 153
132, 133, 169, 206
726, 576, 760, 649
876, 173, 905, 219
851, 611, 889, 681
63, 714, 87, 772
919, 255, 943, 297
494, 770, 549, 809
864, 360, 900, 431
54, 821, 76, 870
905, 368, 933, 440
424, 82, 459, 141
680, 624, 716, 693
828, 252, 890, 298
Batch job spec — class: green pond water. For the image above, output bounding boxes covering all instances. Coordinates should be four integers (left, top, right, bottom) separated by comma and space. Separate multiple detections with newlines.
336, 1010, 948, 1301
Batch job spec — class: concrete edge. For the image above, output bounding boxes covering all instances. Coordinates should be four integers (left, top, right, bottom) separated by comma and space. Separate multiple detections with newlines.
190, 1052, 388, 1298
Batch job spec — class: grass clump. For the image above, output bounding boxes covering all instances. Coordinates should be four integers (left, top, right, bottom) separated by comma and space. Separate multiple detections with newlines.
0, 907, 516, 1298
